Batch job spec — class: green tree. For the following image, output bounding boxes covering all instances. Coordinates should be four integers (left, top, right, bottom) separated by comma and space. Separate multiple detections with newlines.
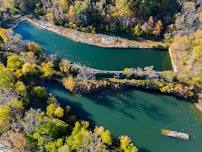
7, 55, 23, 71
46, 103, 56, 117
133, 24, 143, 36
32, 86, 47, 98
66, 121, 91, 150
0, 105, 11, 133
0, 64, 14, 90
15, 81, 27, 96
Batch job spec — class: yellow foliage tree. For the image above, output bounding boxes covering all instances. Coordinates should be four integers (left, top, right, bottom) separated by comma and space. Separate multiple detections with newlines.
0, 105, 10, 133
123, 68, 132, 78
41, 61, 54, 78
59, 59, 70, 73
63, 75, 75, 91
119, 136, 138, 152
60, 0, 69, 11
22, 63, 36, 75
46, 103, 56, 117
68, 5, 76, 21
54, 107, 64, 118
113, 0, 134, 17
100, 130, 112, 145
193, 44, 202, 61
0, 28, 8, 43
15, 81, 27, 96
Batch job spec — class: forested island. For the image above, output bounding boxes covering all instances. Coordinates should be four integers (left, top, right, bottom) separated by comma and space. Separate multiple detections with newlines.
0, 0, 202, 152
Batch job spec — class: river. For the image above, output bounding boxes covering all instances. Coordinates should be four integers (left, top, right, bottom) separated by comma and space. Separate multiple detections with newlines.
14, 22, 202, 152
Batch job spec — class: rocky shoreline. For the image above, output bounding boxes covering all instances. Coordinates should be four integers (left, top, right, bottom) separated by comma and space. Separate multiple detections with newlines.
16, 17, 168, 49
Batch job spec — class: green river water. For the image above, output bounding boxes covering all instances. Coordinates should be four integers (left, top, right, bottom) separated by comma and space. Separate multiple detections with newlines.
14, 22, 202, 152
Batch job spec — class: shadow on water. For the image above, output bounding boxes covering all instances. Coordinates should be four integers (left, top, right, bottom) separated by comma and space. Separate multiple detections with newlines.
85, 89, 172, 123
44, 81, 96, 125
139, 147, 152, 152
45, 81, 172, 125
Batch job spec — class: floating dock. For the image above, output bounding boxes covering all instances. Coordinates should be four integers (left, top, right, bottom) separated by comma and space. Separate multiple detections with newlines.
161, 129, 189, 140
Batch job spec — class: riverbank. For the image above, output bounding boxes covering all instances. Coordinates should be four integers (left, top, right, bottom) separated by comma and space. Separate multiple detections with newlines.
15, 17, 168, 49
195, 101, 202, 112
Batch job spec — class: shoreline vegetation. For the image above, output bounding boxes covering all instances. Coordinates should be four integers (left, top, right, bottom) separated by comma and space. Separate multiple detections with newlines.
0, 0, 201, 151
11, 16, 202, 111
0, 28, 140, 151
169, 29, 202, 112
13, 16, 168, 49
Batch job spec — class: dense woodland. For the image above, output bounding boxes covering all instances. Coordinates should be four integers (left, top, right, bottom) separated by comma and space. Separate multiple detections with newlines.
0, 0, 190, 39
0, 0, 202, 152
0, 28, 139, 151
0, 27, 201, 151
1, 0, 201, 40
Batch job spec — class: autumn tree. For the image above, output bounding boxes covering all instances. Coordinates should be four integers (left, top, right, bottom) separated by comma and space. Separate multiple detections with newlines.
94, 126, 112, 145
21, 63, 36, 75
41, 61, 54, 78
32, 86, 47, 98
0, 105, 10, 133
113, 0, 134, 17
54, 107, 64, 118
63, 75, 75, 91
7, 55, 23, 71
133, 24, 143, 36
15, 81, 27, 96
59, 59, 70, 73
119, 136, 138, 152
60, 0, 69, 12
68, 5, 76, 22
46, 103, 56, 117
153, 20, 163, 36
0, 64, 14, 90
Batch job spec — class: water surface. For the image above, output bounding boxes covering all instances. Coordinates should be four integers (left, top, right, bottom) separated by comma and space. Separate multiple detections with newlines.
14, 22, 202, 152
14, 22, 172, 71
47, 82, 202, 152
